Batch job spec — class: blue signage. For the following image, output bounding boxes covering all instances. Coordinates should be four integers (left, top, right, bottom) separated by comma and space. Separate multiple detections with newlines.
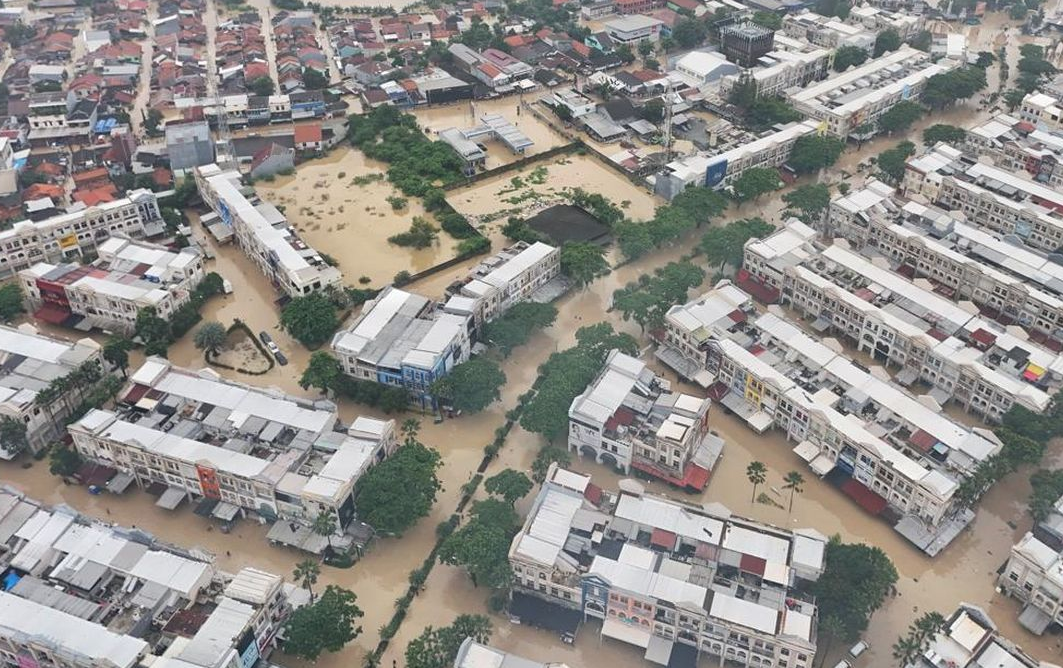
705, 159, 728, 188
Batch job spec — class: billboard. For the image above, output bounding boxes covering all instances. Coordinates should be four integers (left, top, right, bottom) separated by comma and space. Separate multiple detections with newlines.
195, 464, 221, 499
705, 159, 728, 188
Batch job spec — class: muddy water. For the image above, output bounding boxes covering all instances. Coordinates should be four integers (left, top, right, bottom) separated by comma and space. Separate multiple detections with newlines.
255, 147, 462, 287
412, 99, 570, 170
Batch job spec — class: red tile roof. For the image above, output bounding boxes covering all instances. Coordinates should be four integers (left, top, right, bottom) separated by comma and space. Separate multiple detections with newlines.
293, 123, 323, 144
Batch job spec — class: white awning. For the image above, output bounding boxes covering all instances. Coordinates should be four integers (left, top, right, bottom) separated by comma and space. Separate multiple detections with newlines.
156, 486, 186, 510
212, 501, 240, 522
810, 454, 835, 477
748, 411, 773, 433
793, 441, 820, 463
602, 618, 652, 649
644, 634, 673, 665
105, 471, 135, 494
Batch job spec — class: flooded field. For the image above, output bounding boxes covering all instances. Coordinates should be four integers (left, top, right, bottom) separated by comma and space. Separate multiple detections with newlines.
413, 98, 571, 170
255, 147, 463, 287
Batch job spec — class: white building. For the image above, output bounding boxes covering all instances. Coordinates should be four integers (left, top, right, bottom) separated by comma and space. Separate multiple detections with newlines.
904, 604, 1061, 668
1020, 92, 1063, 133
964, 113, 1063, 189
0, 324, 104, 459
602, 15, 664, 44
568, 349, 721, 489
442, 241, 561, 330
551, 88, 597, 118
998, 529, 1063, 636
508, 465, 826, 668
331, 287, 472, 403
19, 237, 206, 335
0, 190, 163, 279
785, 46, 959, 138
781, 10, 876, 50
194, 164, 341, 297
719, 47, 832, 99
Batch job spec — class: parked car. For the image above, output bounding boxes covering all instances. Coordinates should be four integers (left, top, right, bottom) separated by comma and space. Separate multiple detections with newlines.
274, 351, 288, 366
259, 331, 281, 355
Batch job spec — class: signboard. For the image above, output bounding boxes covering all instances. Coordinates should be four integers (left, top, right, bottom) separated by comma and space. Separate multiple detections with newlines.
705, 159, 728, 188
237, 629, 260, 668
195, 464, 221, 500
59, 233, 78, 250
901, 83, 912, 100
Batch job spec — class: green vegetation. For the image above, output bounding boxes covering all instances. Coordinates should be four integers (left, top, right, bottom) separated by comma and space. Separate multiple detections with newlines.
615, 186, 727, 261
752, 10, 782, 29
788, 135, 846, 174
923, 124, 967, 145
429, 357, 506, 413
457, 236, 491, 256
747, 97, 803, 131
293, 559, 321, 601
783, 184, 831, 224
873, 28, 902, 57
347, 106, 464, 197
1004, 44, 1056, 104
532, 446, 572, 483
699, 217, 775, 271
814, 538, 898, 655
482, 303, 558, 356
1029, 469, 1063, 521
299, 351, 410, 413
893, 612, 947, 666
281, 293, 339, 348
484, 468, 534, 505
283, 585, 363, 661
732, 167, 782, 203
355, 440, 442, 536
135, 273, 225, 355
0, 283, 24, 322
248, 76, 275, 96
0, 416, 28, 458
746, 461, 767, 502
386, 195, 408, 211
815, 0, 851, 18
520, 323, 637, 442
502, 216, 548, 244
833, 45, 868, 72
405, 615, 492, 668
877, 141, 916, 183
612, 261, 705, 332
672, 17, 708, 48
193, 322, 227, 356
783, 470, 805, 512
921, 67, 987, 109
560, 241, 610, 288
388, 216, 438, 249
49, 444, 82, 478
438, 498, 520, 588
878, 100, 923, 134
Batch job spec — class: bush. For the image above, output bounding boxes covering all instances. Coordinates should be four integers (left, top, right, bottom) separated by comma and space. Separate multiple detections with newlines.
457, 235, 490, 257
438, 211, 477, 239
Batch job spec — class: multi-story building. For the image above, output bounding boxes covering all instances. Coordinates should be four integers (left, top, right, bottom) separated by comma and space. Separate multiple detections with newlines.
603, 15, 664, 44
0, 488, 307, 668
19, 236, 206, 335
26, 91, 98, 146
781, 10, 876, 50
748, 222, 1063, 420
964, 113, 1063, 189
68, 358, 396, 548
785, 46, 959, 139
654, 120, 819, 199
0, 324, 104, 458
657, 281, 1005, 554
165, 120, 216, 174
0, 190, 164, 279
719, 46, 832, 99
194, 164, 341, 297
331, 286, 472, 404
998, 526, 1063, 636
567, 349, 722, 489
442, 241, 562, 331
824, 180, 1063, 348
903, 144, 1063, 254
454, 640, 568, 668
509, 464, 826, 668
1020, 92, 1063, 133
847, 4, 925, 40
719, 22, 775, 67
903, 604, 1060, 668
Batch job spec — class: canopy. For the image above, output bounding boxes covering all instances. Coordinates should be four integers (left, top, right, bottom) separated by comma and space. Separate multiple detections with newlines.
156, 486, 186, 510
602, 619, 651, 649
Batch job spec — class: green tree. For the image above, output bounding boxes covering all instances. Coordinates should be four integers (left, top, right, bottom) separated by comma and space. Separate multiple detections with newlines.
698, 217, 774, 271
612, 261, 705, 332
145, 109, 164, 136
429, 357, 506, 413
300, 351, 342, 393
788, 135, 846, 174
893, 611, 946, 666
283, 585, 363, 661
248, 76, 276, 96
103, 338, 133, 378
193, 322, 227, 356
389, 216, 439, 249
923, 124, 966, 145
814, 538, 898, 643
401, 417, 420, 445
672, 18, 707, 49
484, 468, 533, 505
560, 241, 610, 288
303, 67, 329, 90
752, 10, 782, 29
438, 498, 519, 588
877, 140, 916, 183
783, 184, 831, 224
878, 100, 923, 134
746, 461, 767, 502
281, 294, 339, 348
136, 306, 172, 355
874, 29, 901, 57
783, 470, 805, 512
1029, 469, 1063, 521
731, 167, 781, 203
638, 40, 654, 58
615, 220, 655, 261
482, 303, 558, 356
833, 45, 868, 71
49, 444, 82, 478
354, 441, 442, 535
293, 558, 321, 601
0, 284, 24, 322
312, 512, 337, 550
405, 615, 492, 668
746, 97, 802, 131
974, 51, 995, 68
532, 446, 571, 483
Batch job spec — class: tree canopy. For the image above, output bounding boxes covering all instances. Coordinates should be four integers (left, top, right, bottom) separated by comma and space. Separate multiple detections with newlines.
0, 284, 24, 322
746, 97, 803, 131
731, 167, 782, 203
878, 100, 923, 134
672, 18, 707, 49
405, 615, 492, 668
532, 446, 572, 483
438, 498, 520, 588
0, 416, 28, 458
788, 135, 845, 174
814, 538, 898, 643
833, 45, 868, 72
354, 441, 442, 535
783, 184, 831, 224
248, 76, 275, 96
752, 10, 782, 29
482, 302, 558, 356
193, 322, 227, 356
922, 124, 966, 146
699, 218, 775, 271
49, 444, 82, 478
485, 468, 534, 505
283, 585, 363, 661
430, 357, 506, 413
921, 67, 987, 109
873, 29, 901, 57
877, 141, 916, 183
613, 261, 705, 332
1029, 469, 1063, 521
892, 612, 946, 666
281, 293, 339, 348
560, 241, 610, 288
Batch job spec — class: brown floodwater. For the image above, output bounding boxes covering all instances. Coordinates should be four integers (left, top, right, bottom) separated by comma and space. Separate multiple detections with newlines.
255, 147, 462, 287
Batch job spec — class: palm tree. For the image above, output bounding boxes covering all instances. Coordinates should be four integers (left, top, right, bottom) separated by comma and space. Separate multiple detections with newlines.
312, 512, 337, 551
783, 470, 805, 512
194, 322, 227, 357
103, 338, 132, 378
401, 418, 420, 446
293, 558, 321, 602
746, 461, 767, 503
0, 416, 29, 458
893, 611, 946, 665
